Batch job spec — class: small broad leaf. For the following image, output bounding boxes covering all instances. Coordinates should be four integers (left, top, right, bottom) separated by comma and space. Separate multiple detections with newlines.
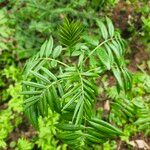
39, 36, 53, 58
112, 66, 124, 90
62, 92, 80, 111
46, 36, 53, 57
84, 99, 93, 118
41, 67, 57, 81
55, 123, 84, 131
30, 70, 50, 83
104, 43, 114, 65
58, 132, 81, 140
46, 89, 54, 112
52, 45, 62, 58
24, 99, 40, 109
51, 85, 61, 113
40, 40, 47, 58
96, 47, 111, 70
24, 96, 40, 103
38, 98, 44, 116
111, 40, 122, 56
135, 117, 150, 125
85, 134, 105, 144
106, 17, 114, 37
62, 84, 80, 99
121, 68, 132, 92
87, 128, 107, 139
91, 117, 123, 135
22, 81, 46, 89
88, 120, 120, 136
78, 52, 84, 67
24, 59, 40, 77
25, 105, 38, 129
73, 97, 84, 125
96, 20, 108, 40
51, 60, 57, 68
107, 42, 120, 59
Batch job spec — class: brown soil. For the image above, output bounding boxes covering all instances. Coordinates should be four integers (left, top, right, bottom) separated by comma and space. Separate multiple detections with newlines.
111, 1, 147, 38
112, 1, 150, 73
128, 39, 150, 72
117, 133, 150, 150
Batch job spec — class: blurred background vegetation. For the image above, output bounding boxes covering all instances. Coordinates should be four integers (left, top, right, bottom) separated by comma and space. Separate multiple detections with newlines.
0, 0, 149, 149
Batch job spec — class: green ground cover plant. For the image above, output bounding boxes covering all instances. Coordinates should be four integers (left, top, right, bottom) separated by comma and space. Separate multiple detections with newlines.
0, 0, 149, 149
21, 17, 150, 149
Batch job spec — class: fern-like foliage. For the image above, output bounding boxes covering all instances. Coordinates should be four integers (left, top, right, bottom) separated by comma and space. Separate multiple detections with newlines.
60, 67, 98, 124
110, 98, 136, 124
59, 18, 83, 47
134, 101, 150, 135
56, 117, 123, 148
109, 96, 150, 135
82, 17, 132, 93
22, 18, 132, 148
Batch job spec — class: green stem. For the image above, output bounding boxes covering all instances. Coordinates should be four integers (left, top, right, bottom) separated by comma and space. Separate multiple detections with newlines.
40, 58, 70, 67
83, 38, 113, 63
